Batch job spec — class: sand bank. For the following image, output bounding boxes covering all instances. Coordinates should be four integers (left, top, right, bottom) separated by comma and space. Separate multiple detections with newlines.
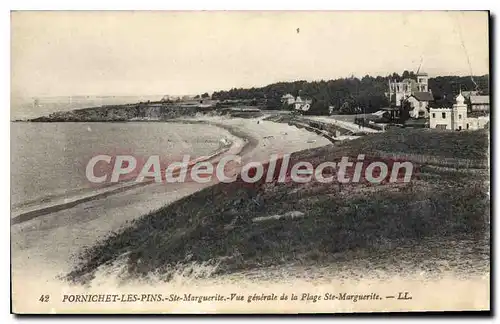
11, 116, 330, 280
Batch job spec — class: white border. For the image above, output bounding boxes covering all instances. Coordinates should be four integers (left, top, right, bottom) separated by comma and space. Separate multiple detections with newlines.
1, 1, 496, 322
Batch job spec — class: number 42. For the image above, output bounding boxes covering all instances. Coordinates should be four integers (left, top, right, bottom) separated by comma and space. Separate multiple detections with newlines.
39, 295, 50, 302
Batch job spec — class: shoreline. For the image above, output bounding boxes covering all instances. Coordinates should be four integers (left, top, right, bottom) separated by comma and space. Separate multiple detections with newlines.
11, 116, 330, 281
11, 120, 251, 225
60, 120, 489, 292
165, 118, 260, 157
11, 115, 490, 310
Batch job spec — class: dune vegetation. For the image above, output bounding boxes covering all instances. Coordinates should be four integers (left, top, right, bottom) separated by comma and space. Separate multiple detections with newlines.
67, 128, 490, 284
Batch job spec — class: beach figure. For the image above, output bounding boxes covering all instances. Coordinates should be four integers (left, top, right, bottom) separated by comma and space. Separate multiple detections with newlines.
220, 137, 230, 146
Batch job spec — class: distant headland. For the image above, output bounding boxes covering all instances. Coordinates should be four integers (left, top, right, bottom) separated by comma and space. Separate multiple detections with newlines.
18, 72, 489, 122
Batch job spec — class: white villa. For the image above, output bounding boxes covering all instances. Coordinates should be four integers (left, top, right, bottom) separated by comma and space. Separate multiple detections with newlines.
429, 92, 489, 131
281, 94, 312, 111
294, 96, 312, 111
406, 91, 434, 118
387, 71, 434, 119
281, 93, 295, 105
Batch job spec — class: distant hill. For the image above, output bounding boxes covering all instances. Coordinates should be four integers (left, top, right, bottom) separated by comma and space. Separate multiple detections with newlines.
24, 73, 490, 121
211, 72, 489, 114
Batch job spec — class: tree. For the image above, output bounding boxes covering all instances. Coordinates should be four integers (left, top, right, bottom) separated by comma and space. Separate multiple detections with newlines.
201, 92, 210, 98
200, 73, 489, 115
399, 100, 412, 124
265, 97, 282, 110
306, 99, 329, 115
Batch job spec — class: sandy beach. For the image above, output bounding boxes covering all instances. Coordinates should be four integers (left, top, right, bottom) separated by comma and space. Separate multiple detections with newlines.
11, 116, 490, 314
11, 115, 331, 283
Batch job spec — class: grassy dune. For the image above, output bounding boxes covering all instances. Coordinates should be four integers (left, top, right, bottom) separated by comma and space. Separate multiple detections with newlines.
67, 128, 490, 284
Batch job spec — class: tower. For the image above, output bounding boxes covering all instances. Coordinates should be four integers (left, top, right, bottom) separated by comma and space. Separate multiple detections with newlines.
388, 79, 408, 107
451, 92, 467, 130
416, 72, 428, 92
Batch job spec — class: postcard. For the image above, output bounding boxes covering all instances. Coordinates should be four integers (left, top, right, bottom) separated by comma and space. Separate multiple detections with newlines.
10, 10, 490, 314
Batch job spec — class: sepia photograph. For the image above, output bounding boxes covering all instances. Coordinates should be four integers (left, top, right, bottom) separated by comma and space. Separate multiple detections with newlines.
9, 10, 490, 314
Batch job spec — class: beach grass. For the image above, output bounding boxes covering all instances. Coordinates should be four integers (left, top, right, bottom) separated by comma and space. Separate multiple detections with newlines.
67, 128, 490, 284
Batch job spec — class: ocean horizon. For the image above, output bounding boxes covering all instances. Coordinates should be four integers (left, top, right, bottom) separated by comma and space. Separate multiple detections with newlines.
10, 95, 166, 120
10, 121, 227, 210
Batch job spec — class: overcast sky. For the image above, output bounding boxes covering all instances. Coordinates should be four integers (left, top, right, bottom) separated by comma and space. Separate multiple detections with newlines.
11, 11, 489, 97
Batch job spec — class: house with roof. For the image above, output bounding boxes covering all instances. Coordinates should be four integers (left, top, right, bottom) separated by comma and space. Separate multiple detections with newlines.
429, 92, 489, 131
294, 96, 312, 111
406, 91, 434, 118
387, 72, 431, 105
281, 93, 296, 105
458, 88, 490, 112
468, 95, 490, 112
387, 71, 434, 118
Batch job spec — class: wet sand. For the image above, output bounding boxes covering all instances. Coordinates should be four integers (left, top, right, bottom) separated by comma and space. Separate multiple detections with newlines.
10, 117, 489, 314
11, 116, 330, 281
